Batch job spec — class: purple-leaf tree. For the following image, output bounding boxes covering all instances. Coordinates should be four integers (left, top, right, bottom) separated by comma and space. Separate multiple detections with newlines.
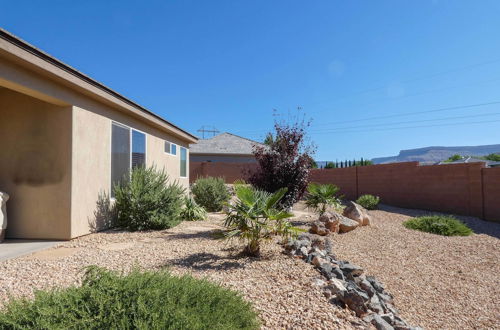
248, 112, 316, 208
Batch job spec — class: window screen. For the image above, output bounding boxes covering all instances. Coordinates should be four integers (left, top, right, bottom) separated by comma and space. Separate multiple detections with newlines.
164, 141, 171, 154
111, 123, 130, 197
180, 147, 187, 177
132, 130, 146, 168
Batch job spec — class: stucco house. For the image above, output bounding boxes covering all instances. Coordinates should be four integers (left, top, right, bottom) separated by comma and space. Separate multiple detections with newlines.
190, 132, 264, 163
0, 29, 197, 240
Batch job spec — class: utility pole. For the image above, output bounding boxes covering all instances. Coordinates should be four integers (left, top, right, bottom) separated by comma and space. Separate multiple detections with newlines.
196, 126, 220, 139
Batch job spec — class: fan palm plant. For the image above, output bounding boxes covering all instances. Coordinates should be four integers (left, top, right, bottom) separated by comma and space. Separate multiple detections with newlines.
305, 183, 342, 215
224, 184, 300, 257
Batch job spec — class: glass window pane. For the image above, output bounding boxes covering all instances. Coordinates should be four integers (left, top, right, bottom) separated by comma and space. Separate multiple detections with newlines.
180, 147, 187, 177
171, 144, 177, 155
164, 141, 170, 154
111, 123, 130, 197
132, 130, 146, 169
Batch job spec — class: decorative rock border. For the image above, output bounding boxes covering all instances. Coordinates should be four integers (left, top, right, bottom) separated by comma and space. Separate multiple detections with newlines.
285, 233, 422, 330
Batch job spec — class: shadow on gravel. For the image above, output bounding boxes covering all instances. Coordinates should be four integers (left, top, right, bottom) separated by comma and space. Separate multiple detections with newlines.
289, 219, 311, 227
165, 252, 253, 271
379, 204, 500, 239
162, 230, 223, 241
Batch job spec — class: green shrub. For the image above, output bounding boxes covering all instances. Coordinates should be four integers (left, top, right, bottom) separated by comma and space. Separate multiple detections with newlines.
0, 267, 259, 329
356, 194, 380, 210
403, 215, 473, 236
181, 196, 207, 221
305, 183, 342, 215
191, 177, 230, 212
224, 183, 301, 257
114, 166, 185, 231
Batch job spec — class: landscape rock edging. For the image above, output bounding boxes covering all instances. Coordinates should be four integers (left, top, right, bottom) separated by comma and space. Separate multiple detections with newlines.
285, 233, 422, 330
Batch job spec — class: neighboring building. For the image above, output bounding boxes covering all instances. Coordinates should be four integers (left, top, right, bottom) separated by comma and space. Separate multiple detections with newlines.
0, 29, 197, 240
190, 132, 264, 163
438, 156, 500, 168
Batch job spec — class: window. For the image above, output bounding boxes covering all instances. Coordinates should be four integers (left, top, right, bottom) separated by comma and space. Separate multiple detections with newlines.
180, 147, 187, 177
111, 122, 146, 197
111, 123, 130, 197
164, 141, 177, 155
132, 130, 146, 168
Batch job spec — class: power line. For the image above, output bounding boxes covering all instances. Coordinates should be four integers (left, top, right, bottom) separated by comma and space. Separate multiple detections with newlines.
306, 56, 500, 113
310, 111, 500, 132
309, 118, 500, 135
317, 100, 500, 126
232, 100, 500, 134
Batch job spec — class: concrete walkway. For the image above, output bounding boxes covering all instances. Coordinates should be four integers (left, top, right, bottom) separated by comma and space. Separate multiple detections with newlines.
0, 240, 61, 261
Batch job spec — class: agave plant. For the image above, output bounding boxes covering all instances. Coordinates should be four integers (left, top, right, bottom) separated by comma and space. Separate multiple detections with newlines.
181, 196, 207, 221
305, 183, 342, 215
224, 184, 300, 257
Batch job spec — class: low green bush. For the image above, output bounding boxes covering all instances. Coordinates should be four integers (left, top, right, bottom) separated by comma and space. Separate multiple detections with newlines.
114, 166, 185, 231
191, 177, 230, 212
181, 196, 207, 221
356, 194, 380, 210
403, 215, 473, 236
0, 267, 259, 329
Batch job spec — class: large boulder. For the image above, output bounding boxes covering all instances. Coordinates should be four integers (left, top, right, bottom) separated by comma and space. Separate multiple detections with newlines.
310, 221, 329, 236
0, 191, 9, 242
343, 201, 372, 226
339, 217, 359, 233
319, 212, 341, 233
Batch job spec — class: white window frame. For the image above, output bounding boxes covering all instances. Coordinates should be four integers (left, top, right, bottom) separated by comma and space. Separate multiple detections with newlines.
164, 140, 178, 156
110, 121, 147, 198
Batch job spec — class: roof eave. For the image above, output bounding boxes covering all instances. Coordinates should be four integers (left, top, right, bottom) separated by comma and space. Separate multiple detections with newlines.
0, 29, 198, 143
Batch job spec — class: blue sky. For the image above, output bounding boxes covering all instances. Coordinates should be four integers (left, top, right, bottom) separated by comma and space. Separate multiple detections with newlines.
2, 1, 500, 161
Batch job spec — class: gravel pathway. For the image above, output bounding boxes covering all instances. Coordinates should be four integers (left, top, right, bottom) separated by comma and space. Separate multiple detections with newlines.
0, 213, 359, 330
1, 205, 499, 329
329, 205, 500, 330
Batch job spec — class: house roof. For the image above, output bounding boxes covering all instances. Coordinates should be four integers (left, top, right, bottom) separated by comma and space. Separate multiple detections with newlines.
0, 28, 197, 143
190, 132, 265, 155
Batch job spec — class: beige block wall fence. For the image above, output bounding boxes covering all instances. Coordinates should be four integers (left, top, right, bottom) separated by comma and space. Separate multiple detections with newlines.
0, 46, 192, 240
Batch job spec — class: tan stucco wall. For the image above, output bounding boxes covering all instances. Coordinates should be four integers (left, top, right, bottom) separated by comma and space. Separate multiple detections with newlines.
71, 105, 190, 237
0, 53, 193, 239
0, 88, 72, 239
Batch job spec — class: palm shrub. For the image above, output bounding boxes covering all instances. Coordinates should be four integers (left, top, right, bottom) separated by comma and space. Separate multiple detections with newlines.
191, 177, 230, 212
224, 183, 301, 257
0, 266, 259, 329
403, 215, 473, 236
114, 166, 185, 231
356, 194, 380, 210
181, 196, 207, 221
305, 183, 342, 215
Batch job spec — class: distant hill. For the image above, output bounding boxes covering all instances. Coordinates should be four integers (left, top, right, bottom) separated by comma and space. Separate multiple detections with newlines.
372, 144, 500, 164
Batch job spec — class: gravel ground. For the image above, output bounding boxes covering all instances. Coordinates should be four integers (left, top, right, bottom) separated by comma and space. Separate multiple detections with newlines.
328, 205, 500, 330
0, 213, 360, 330
1, 205, 499, 329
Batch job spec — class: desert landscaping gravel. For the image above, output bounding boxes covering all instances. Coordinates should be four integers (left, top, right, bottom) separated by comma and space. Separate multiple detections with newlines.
329, 205, 500, 330
1, 205, 499, 329
0, 213, 360, 329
